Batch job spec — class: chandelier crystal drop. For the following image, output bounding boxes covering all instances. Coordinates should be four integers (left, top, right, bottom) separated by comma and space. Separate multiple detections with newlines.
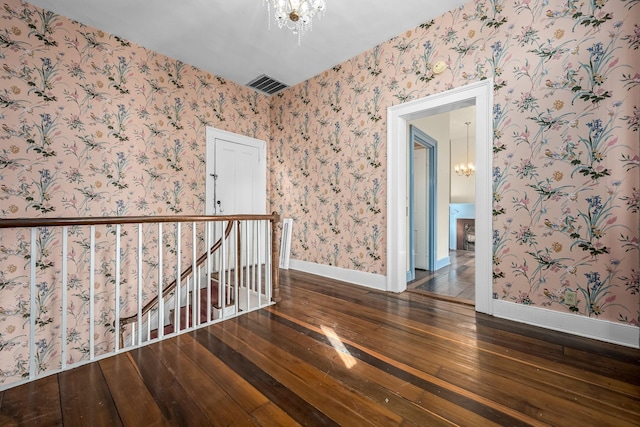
264, 0, 327, 45
455, 121, 475, 177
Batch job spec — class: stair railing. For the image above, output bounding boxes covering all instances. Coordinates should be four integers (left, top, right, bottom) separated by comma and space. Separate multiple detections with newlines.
118, 219, 235, 347
0, 213, 280, 391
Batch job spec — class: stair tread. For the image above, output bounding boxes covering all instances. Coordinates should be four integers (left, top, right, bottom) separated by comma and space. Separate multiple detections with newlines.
150, 282, 237, 338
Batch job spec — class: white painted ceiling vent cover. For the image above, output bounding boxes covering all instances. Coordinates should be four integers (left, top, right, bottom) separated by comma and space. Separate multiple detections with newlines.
247, 74, 289, 95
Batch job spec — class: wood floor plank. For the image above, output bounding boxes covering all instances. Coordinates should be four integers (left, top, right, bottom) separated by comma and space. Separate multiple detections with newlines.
148, 337, 259, 426
172, 333, 301, 426
99, 353, 169, 427
265, 307, 542, 427
437, 364, 640, 427
281, 275, 479, 340
280, 270, 638, 394
238, 311, 494, 427
193, 326, 342, 426
0, 374, 62, 426
250, 401, 304, 427
205, 322, 408, 427
286, 288, 640, 417
58, 363, 123, 427
276, 276, 637, 422
2, 268, 638, 427
476, 314, 640, 384
128, 345, 213, 426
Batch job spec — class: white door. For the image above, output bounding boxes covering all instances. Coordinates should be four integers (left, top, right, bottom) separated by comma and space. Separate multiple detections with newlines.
205, 128, 266, 215
204, 128, 267, 306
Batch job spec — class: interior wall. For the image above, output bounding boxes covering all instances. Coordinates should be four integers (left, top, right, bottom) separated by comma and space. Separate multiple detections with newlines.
0, 0, 270, 386
269, 0, 639, 331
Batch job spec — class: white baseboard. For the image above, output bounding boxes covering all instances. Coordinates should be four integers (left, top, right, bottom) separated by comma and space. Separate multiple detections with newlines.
289, 259, 387, 291
493, 299, 640, 349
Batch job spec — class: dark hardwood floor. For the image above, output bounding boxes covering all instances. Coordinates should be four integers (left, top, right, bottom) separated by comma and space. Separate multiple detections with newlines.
0, 269, 638, 426
408, 250, 475, 304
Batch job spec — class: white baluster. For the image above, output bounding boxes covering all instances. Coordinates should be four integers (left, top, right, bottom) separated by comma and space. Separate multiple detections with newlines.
218, 221, 223, 320
61, 226, 68, 368
175, 223, 181, 334
206, 221, 212, 325
243, 221, 250, 311
114, 224, 121, 352
257, 220, 263, 307
29, 228, 36, 380
146, 311, 151, 341
192, 223, 197, 330
266, 220, 272, 303
89, 225, 95, 360
137, 224, 143, 345
233, 221, 239, 312
157, 223, 163, 340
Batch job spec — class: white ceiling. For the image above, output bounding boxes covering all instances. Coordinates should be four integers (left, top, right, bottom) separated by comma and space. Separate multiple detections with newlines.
26, 0, 467, 90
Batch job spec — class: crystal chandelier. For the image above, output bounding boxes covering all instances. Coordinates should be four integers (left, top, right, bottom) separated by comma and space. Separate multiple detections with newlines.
263, 0, 327, 45
455, 121, 475, 177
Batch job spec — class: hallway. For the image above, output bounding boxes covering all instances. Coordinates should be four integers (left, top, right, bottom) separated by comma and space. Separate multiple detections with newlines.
408, 250, 475, 305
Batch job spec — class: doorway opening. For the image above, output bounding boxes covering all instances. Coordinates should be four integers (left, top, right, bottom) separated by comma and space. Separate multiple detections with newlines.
407, 106, 476, 305
386, 79, 493, 315
407, 125, 437, 281
205, 127, 268, 266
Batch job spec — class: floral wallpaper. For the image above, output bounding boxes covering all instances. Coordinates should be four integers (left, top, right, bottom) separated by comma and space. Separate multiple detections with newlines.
0, 0, 638, 390
0, 0, 270, 386
269, 0, 639, 326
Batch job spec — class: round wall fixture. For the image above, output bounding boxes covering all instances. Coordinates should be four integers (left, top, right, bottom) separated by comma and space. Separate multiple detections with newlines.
433, 60, 447, 74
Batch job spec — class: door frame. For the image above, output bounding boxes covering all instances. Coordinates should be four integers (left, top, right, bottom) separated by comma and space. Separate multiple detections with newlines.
387, 79, 493, 315
408, 125, 437, 282
205, 127, 267, 215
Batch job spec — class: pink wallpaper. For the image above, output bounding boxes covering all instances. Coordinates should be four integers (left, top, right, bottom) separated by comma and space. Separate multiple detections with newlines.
269, 0, 639, 325
0, 0, 270, 385
0, 0, 638, 389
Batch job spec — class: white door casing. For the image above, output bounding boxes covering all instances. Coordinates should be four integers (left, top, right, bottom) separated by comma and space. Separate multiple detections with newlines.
387, 79, 493, 314
205, 127, 266, 215
205, 127, 268, 272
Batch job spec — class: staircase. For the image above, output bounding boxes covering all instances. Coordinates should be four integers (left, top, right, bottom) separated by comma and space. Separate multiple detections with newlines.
117, 217, 279, 348
149, 277, 237, 339
0, 213, 280, 391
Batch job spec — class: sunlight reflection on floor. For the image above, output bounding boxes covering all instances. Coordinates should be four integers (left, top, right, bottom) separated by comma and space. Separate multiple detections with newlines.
320, 325, 357, 369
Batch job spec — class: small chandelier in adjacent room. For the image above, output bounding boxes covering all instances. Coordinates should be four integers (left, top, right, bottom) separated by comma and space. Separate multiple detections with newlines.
455, 121, 475, 177
264, 0, 326, 45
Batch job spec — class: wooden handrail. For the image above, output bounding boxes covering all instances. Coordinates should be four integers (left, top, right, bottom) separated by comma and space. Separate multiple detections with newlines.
0, 214, 278, 228
118, 220, 236, 328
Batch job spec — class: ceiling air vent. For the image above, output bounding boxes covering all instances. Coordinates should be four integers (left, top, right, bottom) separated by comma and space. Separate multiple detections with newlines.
247, 74, 289, 96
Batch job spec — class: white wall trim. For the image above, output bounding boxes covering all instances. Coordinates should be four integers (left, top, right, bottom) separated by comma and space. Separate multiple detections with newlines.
493, 300, 640, 349
387, 79, 493, 314
289, 259, 387, 292
205, 126, 267, 215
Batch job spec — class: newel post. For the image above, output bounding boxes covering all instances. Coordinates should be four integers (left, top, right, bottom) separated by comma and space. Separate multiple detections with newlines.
271, 212, 281, 302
